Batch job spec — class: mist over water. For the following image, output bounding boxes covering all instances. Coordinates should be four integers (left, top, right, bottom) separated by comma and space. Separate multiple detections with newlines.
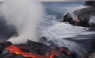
0, 0, 44, 44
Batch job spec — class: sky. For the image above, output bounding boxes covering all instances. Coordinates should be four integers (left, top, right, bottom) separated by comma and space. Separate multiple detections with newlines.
37, 0, 89, 2
0, 0, 91, 2
0, 0, 4, 1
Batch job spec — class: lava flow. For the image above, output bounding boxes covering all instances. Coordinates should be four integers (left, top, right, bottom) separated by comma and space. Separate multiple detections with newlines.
0, 40, 73, 58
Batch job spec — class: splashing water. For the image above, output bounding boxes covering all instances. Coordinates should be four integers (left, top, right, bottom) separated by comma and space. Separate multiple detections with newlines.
41, 22, 95, 57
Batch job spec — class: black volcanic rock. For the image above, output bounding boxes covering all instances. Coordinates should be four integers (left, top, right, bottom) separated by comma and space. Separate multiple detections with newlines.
62, 1, 95, 27
84, 1, 95, 7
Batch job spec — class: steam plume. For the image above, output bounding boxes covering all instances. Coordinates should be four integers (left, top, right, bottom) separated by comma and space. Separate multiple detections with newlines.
0, 0, 44, 44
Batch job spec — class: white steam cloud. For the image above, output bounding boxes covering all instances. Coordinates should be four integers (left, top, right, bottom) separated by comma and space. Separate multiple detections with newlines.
0, 0, 44, 44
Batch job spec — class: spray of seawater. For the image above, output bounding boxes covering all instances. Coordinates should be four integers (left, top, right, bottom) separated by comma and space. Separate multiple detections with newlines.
41, 22, 88, 57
